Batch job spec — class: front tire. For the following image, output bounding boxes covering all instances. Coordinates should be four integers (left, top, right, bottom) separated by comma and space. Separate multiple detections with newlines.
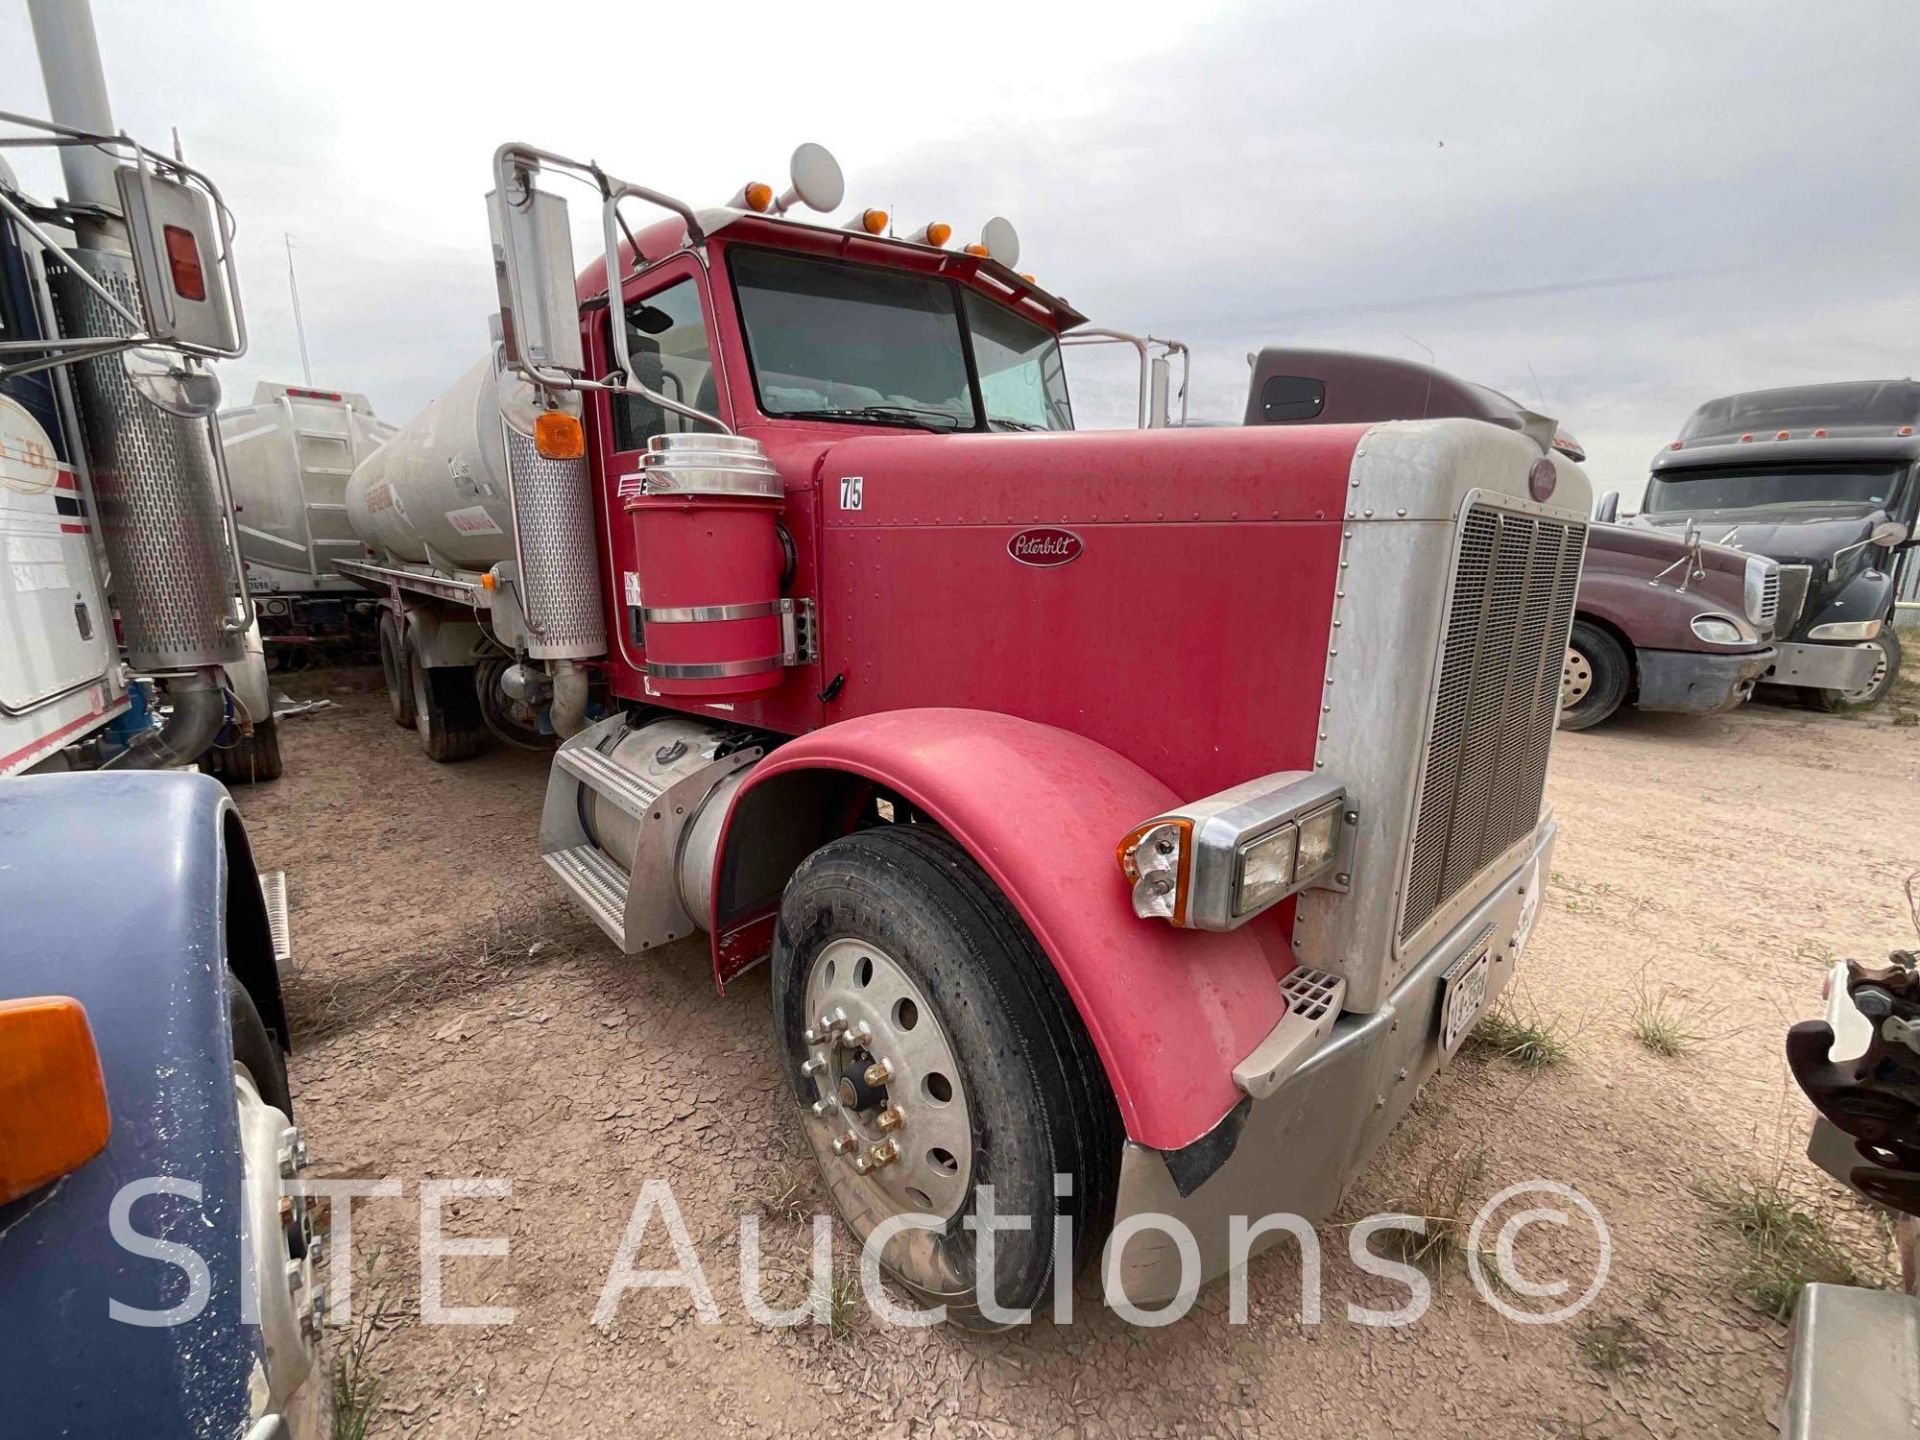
1559, 620, 1631, 730
1817, 627, 1901, 713
772, 825, 1119, 1328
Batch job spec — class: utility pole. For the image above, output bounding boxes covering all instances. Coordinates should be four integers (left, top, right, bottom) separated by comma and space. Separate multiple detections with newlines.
285, 233, 312, 386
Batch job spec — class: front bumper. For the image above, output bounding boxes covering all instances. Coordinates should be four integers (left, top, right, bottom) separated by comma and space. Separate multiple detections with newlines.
1107, 819, 1556, 1304
1634, 646, 1774, 716
1763, 641, 1879, 691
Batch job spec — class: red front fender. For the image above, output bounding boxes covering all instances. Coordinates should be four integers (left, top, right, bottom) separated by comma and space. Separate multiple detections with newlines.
708, 708, 1291, 1152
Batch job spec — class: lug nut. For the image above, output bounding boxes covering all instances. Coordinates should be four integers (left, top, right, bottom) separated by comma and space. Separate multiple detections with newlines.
308, 1236, 328, 1270
863, 1058, 893, 1087
278, 1195, 294, 1223
811, 1098, 832, 1117
818, 1009, 848, 1037
286, 1259, 305, 1292
801, 1056, 826, 1076
865, 1138, 901, 1170
853, 1154, 873, 1175
876, 1105, 904, 1132
830, 1130, 858, 1156
844, 1021, 873, 1048
804, 1027, 820, 1045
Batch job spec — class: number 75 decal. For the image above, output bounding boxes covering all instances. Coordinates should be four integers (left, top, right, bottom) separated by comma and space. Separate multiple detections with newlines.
838, 476, 864, 511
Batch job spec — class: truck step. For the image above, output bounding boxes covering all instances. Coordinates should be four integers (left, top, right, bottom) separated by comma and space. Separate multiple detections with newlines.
542, 844, 629, 949
554, 746, 667, 821
1231, 967, 1346, 1100
259, 869, 291, 968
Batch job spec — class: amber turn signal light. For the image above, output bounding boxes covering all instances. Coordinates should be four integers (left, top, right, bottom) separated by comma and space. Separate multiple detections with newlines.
533, 410, 585, 460
0, 997, 110, 1205
744, 181, 774, 213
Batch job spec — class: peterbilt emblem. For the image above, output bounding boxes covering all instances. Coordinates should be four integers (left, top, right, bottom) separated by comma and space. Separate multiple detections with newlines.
1528, 458, 1558, 502
1008, 527, 1083, 567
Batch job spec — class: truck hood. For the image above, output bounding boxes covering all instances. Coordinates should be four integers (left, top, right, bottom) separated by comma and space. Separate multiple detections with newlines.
1628, 510, 1877, 568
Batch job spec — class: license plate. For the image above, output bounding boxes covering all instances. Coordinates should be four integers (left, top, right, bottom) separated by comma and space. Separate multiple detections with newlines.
1439, 932, 1494, 1054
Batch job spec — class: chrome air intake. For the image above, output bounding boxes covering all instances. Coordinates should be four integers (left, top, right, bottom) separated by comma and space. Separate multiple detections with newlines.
48, 251, 245, 669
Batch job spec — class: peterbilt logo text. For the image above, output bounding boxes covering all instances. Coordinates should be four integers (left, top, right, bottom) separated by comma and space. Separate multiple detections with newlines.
1007, 527, 1083, 567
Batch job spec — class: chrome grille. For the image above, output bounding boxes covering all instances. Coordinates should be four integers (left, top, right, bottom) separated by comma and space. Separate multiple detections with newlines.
1756, 567, 1780, 631
1776, 564, 1813, 635
1401, 505, 1586, 943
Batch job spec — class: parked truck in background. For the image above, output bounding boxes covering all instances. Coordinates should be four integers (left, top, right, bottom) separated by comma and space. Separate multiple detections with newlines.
1237, 347, 1776, 729
1613, 380, 1919, 712
219, 380, 395, 662
0, 3, 318, 1431
337, 141, 1590, 1318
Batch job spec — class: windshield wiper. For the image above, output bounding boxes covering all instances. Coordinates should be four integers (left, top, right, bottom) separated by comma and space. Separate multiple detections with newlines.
987, 417, 1047, 433
807, 405, 967, 432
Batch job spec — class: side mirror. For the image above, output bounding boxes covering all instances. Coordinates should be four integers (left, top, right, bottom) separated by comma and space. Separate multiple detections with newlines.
1594, 491, 1620, 525
487, 170, 585, 377
114, 164, 240, 354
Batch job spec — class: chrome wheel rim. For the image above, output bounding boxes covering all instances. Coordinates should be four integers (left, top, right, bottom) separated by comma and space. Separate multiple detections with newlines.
799, 937, 974, 1298
1561, 646, 1593, 707
1841, 642, 1890, 703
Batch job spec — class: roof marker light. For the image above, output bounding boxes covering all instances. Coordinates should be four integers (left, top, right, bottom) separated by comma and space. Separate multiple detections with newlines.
731, 181, 774, 213
1740, 433, 1754, 442
840, 208, 888, 235
1668, 440, 1684, 450
1812, 428, 1828, 437
1902, 425, 1915, 436
963, 242, 989, 257
908, 222, 952, 247
1775, 430, 1790, 440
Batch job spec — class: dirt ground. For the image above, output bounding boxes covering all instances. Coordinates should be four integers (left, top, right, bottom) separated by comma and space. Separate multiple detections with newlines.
237, 666, 1920, 1439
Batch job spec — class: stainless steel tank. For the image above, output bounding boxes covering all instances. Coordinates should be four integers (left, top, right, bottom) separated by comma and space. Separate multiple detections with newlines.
346, 352, 605, 659
345, 356, 518, 569
49, 250, 247, 670
219, 382, 395, 596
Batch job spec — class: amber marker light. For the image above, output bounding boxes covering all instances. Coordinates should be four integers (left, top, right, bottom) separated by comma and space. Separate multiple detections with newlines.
0, 997, 110, 1205
1117, 817, 1194, 926
533, 410, 585, 460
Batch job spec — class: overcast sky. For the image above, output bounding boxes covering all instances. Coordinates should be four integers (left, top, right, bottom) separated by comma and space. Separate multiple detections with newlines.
6, 0, 1917, 503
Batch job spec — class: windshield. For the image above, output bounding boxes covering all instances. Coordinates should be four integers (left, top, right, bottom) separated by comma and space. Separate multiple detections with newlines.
962, 290, 1073, 431
731, 248, 976, 429
729, 247, 1074, 433
1643, 461, 1909, 516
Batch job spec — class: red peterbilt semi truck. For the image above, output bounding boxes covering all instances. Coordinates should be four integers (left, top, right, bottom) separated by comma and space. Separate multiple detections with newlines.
340, 143, 1591, 1320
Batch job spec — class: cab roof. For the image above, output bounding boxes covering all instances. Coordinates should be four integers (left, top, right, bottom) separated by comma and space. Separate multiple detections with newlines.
576, 209, 1086, 334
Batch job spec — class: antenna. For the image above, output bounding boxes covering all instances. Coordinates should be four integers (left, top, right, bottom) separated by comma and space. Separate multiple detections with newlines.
284, 233, 312, 386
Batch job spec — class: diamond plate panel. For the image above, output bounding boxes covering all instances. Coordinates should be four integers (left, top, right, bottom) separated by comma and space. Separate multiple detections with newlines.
49, 252, 244, 669
503, 425, 606, 659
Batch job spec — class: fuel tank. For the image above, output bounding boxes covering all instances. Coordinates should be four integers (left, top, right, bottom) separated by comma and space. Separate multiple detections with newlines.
345, 356, 520, 569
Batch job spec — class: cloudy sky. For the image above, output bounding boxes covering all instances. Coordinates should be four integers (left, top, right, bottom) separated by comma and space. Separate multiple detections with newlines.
6, 0, 1917, 502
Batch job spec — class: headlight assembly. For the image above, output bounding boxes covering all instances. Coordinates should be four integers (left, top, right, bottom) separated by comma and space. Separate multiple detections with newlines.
1690, 614, 1748, 645
1118, 773, 1350, 931
1808, 618, 1883, 641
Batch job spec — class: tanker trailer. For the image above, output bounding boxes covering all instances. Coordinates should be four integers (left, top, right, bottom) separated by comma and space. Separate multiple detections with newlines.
340, 349, 602, 759
218, 381, 395, 658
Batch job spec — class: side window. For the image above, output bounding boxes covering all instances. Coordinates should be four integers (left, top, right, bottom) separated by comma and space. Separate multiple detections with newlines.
609, 276, 720, 450
1258, 374, 1326, 423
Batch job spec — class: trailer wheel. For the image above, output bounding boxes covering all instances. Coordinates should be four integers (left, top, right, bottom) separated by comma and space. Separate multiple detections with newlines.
1558, 621, 1630, 730
408, 640, 487, 763
203, 715, 284, 785
1816, 628, 1901, 713
772, 825, 1119, 1329
378, 609, 415, 728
